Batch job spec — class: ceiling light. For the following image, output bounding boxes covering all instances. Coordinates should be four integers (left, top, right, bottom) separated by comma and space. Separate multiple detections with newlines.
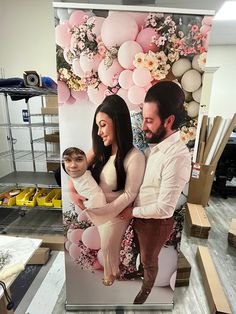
214, 1, 236, 20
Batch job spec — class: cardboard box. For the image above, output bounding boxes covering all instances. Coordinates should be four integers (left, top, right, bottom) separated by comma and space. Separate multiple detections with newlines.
45, 96, 58, 107
27, 247, 51, 265
185, 203, 211, 238
228, 219, 236, 248
187, 163, 217, 206
176, 252, 191, 287
45, 133, 59, 143
47, 162, 60, 172
41, 107, 58, 115
196, 246, 232, 314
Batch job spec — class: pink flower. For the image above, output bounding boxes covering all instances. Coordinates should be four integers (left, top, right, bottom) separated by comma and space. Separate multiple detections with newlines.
191, 25, 199, 33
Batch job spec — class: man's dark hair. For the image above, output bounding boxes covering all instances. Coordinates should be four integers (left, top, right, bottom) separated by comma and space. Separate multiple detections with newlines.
145, 81, 186, 129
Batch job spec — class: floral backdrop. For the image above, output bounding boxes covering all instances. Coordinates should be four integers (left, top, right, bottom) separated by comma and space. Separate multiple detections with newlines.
55, 8, 212, 284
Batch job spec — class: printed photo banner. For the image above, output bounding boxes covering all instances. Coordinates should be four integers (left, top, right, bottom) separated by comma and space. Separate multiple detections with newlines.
53, 3, 213, 310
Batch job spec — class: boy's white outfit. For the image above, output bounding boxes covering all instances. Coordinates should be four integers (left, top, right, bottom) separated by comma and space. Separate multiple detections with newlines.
71, 170, 106, 208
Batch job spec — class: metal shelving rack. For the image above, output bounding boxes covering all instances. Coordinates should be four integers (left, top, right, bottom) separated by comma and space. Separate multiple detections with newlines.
0, 86, 59, 188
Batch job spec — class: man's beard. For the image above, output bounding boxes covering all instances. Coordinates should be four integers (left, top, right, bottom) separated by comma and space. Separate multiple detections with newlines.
145, 122, 167, 144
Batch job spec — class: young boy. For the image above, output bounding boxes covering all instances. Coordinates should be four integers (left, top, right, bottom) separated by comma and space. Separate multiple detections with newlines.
63, 147, 106, 208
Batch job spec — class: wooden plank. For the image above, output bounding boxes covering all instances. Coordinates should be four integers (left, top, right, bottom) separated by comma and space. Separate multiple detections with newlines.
196, 115, 208, 163
212, 113, 236, 164
202, 116, 222, 164
196, 246, 232, 314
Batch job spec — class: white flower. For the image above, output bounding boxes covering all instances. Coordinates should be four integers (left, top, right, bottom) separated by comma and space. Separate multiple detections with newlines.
133, 52, 146, 68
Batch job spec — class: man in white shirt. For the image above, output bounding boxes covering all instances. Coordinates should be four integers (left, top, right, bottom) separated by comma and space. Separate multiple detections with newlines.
119, 81, 191, 304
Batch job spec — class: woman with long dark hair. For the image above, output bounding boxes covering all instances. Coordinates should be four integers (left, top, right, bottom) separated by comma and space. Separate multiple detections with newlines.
84, 94, 145, 286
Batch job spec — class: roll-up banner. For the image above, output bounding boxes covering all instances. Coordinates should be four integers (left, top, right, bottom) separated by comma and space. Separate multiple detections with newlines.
53, 2, 214, 310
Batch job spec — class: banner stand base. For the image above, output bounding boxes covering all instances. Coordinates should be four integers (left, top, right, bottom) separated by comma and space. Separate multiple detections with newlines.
65, 301, 174, 311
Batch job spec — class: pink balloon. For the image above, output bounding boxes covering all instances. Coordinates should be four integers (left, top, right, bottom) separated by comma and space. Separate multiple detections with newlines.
80, 53, 102, 72
77, 211, 89, 222
65, 240, 72, 251
97, 249, 104, 267
117, 88, 140, 111
71, 90, 88, 101
87, 16, 105, 37
69, 10, 86, 27
92, 259, 103, 270
55, 24, 71, 48
101, 13, 138, 47
127, 12, 148, 30
72, 58, 85, 77
132, 68, 152, 87
98, 59, 123, 87
82, 226, 101, 250
68, 228, 84, 244
118, 70, 134, 90
118, 41, 143, 69
200, 24, 211, 35
87, 83, 106, 105
69, 243, 81, 259
202, 16, 213, 26
58, 81, 70, 104
65, 95, 76, 105
128, 85, 146, 105
136, 28, 158, 53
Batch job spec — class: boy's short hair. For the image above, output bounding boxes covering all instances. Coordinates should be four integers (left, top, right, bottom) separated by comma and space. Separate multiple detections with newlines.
62, 147, 86, 158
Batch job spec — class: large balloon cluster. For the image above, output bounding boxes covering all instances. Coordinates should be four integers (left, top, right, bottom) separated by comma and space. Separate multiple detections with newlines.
55, 9, 212, 112
64, 210, 104, 270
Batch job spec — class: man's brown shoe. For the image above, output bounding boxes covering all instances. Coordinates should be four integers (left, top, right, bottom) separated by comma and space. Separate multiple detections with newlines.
133, 288, 151, 304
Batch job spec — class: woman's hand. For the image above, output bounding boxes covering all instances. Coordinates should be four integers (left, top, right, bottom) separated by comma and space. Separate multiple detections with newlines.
68, 179, 87, 210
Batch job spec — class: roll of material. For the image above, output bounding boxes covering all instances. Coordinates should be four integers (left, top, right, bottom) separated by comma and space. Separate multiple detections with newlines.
0, 263, 25, 281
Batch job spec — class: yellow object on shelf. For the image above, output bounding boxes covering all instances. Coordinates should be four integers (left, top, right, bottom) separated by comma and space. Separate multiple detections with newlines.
52, 189, 62, 208
36, 189, 50, 206
16, 188, 35, 206
24, 189, 39, 207
44, 189, 59, 207
0, 188, 19, 206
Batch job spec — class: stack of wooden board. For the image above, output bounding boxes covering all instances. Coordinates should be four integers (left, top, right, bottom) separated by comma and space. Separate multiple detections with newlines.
188, 113, 236, 206
228, 219, 236, 248
185, 203, 211, 238
176, 252, 191, 287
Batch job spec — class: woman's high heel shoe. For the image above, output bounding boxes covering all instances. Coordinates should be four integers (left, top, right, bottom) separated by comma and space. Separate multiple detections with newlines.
102, 275, 116, 286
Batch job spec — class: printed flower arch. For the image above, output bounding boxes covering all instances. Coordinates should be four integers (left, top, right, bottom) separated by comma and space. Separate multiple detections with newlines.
56, 10, 212, 147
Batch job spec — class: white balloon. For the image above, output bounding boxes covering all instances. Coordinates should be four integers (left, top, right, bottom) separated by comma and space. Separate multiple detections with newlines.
170, 271, 177, 290
172, 58, 191, 77
154, 246, 178, 286
192, 87, 202, 103
186, 101, 200, 118
181, 69, 202, 92
192, 55, 204, 73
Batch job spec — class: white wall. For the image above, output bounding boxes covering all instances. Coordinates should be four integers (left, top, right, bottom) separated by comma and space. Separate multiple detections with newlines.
206, 45, 236, 118
0, 0, 56, 79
